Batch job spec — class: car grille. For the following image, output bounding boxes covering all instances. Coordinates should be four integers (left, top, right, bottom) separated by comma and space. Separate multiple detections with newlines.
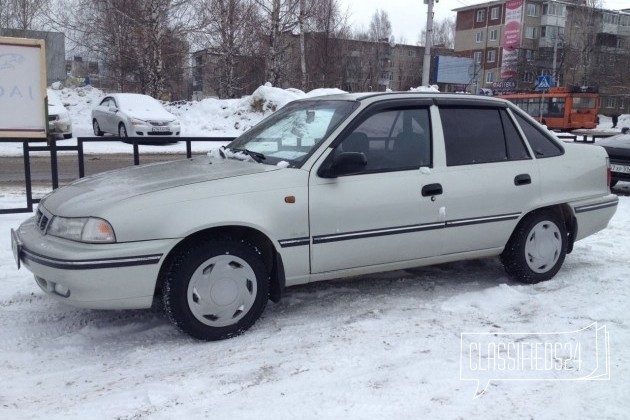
147, 131, 174, 136
35, 209, 49, 232
148, 121, 169, 126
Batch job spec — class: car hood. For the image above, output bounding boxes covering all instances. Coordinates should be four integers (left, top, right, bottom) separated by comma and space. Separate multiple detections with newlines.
123, 107, 176, 122
41, 157, 278, 216
597, 134, 630, 149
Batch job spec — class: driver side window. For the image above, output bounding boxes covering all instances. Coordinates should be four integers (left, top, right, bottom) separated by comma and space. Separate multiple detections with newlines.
335, 107, 431, 174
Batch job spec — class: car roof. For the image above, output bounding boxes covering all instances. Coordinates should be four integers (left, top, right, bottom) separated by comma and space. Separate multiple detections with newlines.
295, 91, 511, 107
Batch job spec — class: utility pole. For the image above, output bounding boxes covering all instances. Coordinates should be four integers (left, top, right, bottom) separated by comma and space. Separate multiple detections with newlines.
422, 0, 437, 86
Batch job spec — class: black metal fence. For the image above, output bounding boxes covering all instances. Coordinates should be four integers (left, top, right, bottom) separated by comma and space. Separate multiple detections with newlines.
0, 137, 235, 214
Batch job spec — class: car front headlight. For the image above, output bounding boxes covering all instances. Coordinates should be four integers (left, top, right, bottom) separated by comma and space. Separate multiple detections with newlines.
129, 118, 148, 126
170, 119, 180, 127
47, 216, 116, 243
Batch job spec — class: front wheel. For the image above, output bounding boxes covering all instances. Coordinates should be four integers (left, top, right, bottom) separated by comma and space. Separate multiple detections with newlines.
118, 123, 128, 137
162, 239, 269, 340
501, 210, 567, 284
93, 119, 104, 136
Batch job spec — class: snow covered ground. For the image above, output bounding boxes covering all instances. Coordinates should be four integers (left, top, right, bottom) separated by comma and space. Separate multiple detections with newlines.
1, 188, 629, 419
1, 86, 629, 418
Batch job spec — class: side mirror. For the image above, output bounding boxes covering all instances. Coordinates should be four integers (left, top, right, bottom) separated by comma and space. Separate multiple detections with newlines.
319, 152, 367, 178
109, 105, 118, 113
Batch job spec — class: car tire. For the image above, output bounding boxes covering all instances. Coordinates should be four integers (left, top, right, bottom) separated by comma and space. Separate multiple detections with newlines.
118, 123, 128, 138
63, 133, 72, 139
93, 120, 104, 136
500, 209, 567, 284
162, 239, 269, 340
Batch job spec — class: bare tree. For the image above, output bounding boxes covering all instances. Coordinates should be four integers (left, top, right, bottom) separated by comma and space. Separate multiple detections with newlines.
302, 0, 349, 89
46, 0, 198, 98
368, 9, 391, 42
418, 17, 454, 49
0, 0, 49, 31
197, 0, 260, 98
254, 0, 300, 86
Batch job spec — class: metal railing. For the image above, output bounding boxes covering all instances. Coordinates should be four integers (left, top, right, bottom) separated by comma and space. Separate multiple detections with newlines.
0, 137, 235, 214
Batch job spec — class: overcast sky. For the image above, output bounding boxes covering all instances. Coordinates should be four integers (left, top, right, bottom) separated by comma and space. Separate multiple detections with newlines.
338, 0, 630, 45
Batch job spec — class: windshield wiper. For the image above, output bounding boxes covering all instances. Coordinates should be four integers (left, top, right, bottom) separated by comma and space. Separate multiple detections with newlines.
230, 148, 266, 163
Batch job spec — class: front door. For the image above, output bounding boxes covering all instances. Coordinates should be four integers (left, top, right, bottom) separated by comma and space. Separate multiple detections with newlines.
309, 105, 445, 274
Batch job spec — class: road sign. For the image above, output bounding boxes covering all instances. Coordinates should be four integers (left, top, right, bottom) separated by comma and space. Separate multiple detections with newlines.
535, 75, 552, 91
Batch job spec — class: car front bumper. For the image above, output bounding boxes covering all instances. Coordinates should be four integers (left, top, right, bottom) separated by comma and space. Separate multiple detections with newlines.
13, 216, 175, 309
131, 124, 180, 138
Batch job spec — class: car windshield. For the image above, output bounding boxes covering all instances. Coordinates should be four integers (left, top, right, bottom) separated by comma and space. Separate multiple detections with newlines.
227, 99, 358, 167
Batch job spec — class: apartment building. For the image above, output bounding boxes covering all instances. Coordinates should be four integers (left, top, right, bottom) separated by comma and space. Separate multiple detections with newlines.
453, 0, 630, 114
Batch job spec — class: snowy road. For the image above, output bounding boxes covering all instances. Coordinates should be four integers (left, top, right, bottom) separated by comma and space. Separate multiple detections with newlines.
0, 187, 628, 419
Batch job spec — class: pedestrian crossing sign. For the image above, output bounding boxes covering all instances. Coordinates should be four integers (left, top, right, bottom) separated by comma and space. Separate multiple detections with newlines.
535, 75, 553, 91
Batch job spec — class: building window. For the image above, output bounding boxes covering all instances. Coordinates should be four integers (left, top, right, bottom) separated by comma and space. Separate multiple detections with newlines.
473, 51, 482, 63
489, 29, 498, 41
525, 49, 536, 60
491, 7, 500, 20
603, 13, 619, 25
527, 3, 538, 17
486, 72, 494, 83
621, 15, 630, 26
487, 50, 496, 62
476, 31, 484, 43
606, 97, 616, 108
476, 9, 486, 22
543, 3, 565, 16
618, 39, 625, 48
619, 99, 625, 109
525, 27, 538, 39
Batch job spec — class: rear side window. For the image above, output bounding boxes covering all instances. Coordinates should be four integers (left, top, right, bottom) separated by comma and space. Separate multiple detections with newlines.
440, 107, 530, 166
513, 113, 563, 158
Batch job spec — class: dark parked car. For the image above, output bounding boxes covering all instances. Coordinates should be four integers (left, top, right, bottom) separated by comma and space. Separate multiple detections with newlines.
598, 127, 630, 187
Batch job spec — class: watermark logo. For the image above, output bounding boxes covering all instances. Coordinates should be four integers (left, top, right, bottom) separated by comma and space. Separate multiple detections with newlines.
460, 322, 610, 399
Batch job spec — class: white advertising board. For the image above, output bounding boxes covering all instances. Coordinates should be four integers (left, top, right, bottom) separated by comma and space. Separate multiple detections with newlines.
0, 37, 47, 139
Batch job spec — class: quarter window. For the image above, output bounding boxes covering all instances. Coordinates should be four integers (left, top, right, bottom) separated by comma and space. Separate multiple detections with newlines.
440, 107, 530, 166
513, 113, 563, 158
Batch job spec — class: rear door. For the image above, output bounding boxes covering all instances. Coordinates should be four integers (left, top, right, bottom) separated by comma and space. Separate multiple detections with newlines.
434, 102, 539, 254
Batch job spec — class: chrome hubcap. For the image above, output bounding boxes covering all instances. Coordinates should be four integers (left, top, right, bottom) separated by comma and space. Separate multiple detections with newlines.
187, 255, 257, 327
524, 221, 562, 273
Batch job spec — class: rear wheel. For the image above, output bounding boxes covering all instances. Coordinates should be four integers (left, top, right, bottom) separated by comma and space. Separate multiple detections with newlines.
501, 210, 567, 284
162, 239, 269, 340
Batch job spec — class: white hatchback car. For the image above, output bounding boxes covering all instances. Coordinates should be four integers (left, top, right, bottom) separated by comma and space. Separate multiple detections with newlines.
12, 92, 618, 340
91, 93, 180, 141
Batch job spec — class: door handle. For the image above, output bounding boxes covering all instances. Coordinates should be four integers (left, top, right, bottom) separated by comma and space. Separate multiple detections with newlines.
514, 174, 531, 186
422, 183, 443, 197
